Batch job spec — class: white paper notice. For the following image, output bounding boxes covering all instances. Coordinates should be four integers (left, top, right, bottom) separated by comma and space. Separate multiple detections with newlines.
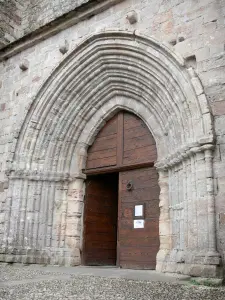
133, 219, 144, 229
134, 205, 143, 217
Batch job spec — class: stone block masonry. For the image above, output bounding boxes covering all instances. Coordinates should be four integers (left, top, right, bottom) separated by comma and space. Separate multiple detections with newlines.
0, 0, 24, 48
0, 0, 225, 278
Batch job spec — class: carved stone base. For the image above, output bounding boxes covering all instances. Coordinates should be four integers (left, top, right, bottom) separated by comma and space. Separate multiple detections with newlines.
157, 261, 223, 278
0, 248, 81, 267
0, 248, 223, 278
156, 249, 222, 278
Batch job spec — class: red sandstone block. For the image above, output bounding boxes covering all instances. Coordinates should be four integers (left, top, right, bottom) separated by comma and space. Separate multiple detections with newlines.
212, 101, 225, 116
0, 103, 6, 111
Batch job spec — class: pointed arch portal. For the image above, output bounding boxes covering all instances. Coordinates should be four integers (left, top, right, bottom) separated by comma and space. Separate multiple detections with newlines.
3, 30, 221, 277
83, 111, 159, 269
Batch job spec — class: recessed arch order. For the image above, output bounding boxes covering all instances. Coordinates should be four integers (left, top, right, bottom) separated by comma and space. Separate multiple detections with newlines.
4, 30, 221, 276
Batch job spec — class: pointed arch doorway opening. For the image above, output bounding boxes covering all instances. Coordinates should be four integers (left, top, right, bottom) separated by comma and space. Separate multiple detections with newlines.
82, 111, 160, 269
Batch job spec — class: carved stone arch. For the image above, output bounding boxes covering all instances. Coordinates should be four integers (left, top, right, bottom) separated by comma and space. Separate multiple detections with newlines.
3, 30, 221, 276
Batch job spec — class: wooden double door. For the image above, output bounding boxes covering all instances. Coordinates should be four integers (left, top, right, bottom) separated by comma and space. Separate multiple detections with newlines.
82, 111, 160, 269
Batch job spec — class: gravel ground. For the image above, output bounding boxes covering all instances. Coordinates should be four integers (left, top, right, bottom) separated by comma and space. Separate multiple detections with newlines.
0, 265, 225, 300
0, 265, 67, 282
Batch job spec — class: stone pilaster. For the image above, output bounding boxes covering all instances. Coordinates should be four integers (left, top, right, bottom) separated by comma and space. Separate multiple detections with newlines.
156, 169, 170, 272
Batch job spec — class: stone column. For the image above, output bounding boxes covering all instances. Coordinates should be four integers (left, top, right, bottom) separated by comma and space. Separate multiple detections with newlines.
65, 177, 85, 266
203, 145, 220, 263
187, 145, 221, 277
186, 156, 192, 250
156, 169, 170, 272
182, 155, 188, 256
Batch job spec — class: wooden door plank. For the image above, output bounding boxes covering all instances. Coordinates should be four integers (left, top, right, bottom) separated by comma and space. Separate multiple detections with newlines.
85, 111, 157, 173
118, 167, 160, 269
122, 112, 157, 166
117, 172, 122, 267
86, 114, 118, 170
84, 161, 154, 175
117, 112, 124, 167
88, 134, 117, 152
82, 173, 118, 266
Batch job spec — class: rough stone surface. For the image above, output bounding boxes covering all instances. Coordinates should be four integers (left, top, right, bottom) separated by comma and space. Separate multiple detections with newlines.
2, 278, 224, 300
0, 0, 91, 48
23, 0, 90, 35
0, 264, 66, 282
0, 265, 225, 300
0, 0, 24, 48
0, 0, 225, 279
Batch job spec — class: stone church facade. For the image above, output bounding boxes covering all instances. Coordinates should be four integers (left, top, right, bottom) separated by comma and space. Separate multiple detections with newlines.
0, 0, 225, 278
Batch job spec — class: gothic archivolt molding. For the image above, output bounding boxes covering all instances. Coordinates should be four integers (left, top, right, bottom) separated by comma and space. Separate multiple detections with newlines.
7, 30, 214, 177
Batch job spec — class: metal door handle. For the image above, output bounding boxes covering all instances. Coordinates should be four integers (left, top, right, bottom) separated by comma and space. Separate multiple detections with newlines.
126, 180, 133, 191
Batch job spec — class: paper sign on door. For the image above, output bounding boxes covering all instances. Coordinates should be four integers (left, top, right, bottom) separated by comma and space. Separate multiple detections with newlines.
133, 219, 144, 229
134, 205, 144, 217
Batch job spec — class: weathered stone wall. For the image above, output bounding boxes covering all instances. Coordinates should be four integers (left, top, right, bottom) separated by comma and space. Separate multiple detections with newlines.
0, 0, 98, 49
0, 0, 25, 48
22, 0, 90, 35
0, 0, 225, 276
